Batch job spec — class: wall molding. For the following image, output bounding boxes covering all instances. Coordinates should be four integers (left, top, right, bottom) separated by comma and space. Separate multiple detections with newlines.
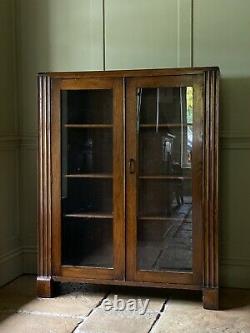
0, 245, 37, 261
177, 0, 193, 67
0, 247, 23, 287
0, 135, 20, 149
220, 137, 250, 150
16, 135, 250, 151
0, 236, 20, 252
221, 257, 250, 267
220, 132, 250, 150
221, 261, 250, 289
0, 139, 21, 255
102, 0, 106, 70
0, 247, 22, 265
20, 135, 37, 150
10, 134, 250, 151
22, 245, 37, 255
220, 130, 250, 138
22, 246, 37, 274
0, 246, 37, 285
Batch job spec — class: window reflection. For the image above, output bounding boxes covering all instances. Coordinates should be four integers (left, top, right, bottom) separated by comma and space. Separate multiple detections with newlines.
181, 86, 193, 168
137, 86, 193, 272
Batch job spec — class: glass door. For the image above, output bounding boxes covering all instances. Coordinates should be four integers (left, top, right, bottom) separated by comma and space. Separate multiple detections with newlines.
126, 75, 204, 285
51, 78, 124, 280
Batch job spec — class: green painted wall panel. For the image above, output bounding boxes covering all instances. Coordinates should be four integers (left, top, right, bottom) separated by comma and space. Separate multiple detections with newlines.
0, 0, 21, 286
105, 0, 192, 69
15, 0, 104, 273
220, 149, 250, 258
0, 149, 19, 254
0, 0, 17, 135
194, 0, 250, 287
16, 0, 103, 136
193, 0, 250, 135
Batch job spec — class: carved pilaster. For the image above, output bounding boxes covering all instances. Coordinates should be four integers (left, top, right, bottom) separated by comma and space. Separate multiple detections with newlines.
203, 69, 220, 309
37, 74, 54, 297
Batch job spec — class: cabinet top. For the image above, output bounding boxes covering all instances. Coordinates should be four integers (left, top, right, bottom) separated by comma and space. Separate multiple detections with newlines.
38, 67, 220, 78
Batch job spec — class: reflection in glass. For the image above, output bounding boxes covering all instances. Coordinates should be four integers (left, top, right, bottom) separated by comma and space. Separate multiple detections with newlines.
137, 86, 193, 272
139, 128, 192, 176
139, 180, 192, 218
137, 218, 192, 272
65, 128, 112, 174
138, 87, 193, 125
181, 87, 193, 168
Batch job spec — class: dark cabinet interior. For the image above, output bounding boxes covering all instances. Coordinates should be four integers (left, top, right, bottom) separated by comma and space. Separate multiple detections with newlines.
37, 68, 219, 309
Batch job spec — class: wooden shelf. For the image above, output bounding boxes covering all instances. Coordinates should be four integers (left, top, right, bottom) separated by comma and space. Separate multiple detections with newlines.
64, 124, 113, 128
64, 213, 113, 219
138, 216, 192, 222
65, 173, 113, 179
140, 123, 192, 128
139, 175, 192, 180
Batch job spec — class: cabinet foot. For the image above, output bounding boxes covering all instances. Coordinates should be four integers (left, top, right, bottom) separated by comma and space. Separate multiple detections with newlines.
203, 288, 219, 310
37, 276, 54, 298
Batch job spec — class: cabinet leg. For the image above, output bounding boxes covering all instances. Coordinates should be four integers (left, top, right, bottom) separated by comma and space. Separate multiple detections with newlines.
203, 288, 219, 310
37, 276, 54, 298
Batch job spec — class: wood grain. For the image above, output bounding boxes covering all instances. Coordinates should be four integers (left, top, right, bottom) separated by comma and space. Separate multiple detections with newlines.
38, 67, 219, 308
37, 75, 54, 297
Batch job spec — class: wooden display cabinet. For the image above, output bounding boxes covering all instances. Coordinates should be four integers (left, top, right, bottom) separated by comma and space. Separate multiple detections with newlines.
37, 68, 219, 309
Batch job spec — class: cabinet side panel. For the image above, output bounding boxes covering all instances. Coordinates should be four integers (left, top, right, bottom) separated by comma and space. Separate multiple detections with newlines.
37, 75, 53, 297
203, 69, 219, 309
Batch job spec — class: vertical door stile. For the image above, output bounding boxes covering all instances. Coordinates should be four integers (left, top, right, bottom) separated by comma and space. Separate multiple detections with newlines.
113, 78, 125, 279
125, 78, 138, 281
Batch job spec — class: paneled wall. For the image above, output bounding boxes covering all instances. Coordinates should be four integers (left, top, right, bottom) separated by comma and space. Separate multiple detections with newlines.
193, 0, 250, 288
15, 0, 104, 273
2, 0, 249, 287
0, 0, 22, 285
105, 0, 192, 69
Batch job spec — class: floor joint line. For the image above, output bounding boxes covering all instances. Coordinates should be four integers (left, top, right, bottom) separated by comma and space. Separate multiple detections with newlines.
147, 297, 169, 333
71, 290, 110, 333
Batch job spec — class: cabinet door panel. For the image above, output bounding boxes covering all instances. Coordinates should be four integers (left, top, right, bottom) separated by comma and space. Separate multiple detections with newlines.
126, 75, 203, 284
51, 78, 124, 280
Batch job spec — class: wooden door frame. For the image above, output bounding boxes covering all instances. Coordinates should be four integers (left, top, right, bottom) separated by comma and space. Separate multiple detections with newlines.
125, 74, 204, 285
50, 77, 125, 281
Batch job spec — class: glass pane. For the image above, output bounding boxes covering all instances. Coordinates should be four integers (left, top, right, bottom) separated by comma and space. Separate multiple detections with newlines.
137, 219, 192, 272
65, 128, 112, 174
61, 89, 114, 268
138, 87, 193, 125
61, 89, 112, 124
138, 180, 192, 218
62, 218, 113, 267
137, 86, 193, 272
62, 179, 112, 215
139, 127, 192, 176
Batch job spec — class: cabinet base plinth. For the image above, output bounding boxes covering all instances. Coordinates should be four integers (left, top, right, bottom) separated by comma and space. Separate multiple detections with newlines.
203, 288, 219, 310
37, 276, 54, 298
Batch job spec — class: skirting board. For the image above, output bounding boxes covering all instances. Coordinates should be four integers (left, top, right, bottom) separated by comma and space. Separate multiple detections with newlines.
22, 246, 37, 274
22, 249, 250, 289
221, 259, 250, 288
0, 248, 23, 287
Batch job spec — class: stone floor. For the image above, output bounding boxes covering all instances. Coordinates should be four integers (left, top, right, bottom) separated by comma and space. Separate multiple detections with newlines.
0, 275, 249, 332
